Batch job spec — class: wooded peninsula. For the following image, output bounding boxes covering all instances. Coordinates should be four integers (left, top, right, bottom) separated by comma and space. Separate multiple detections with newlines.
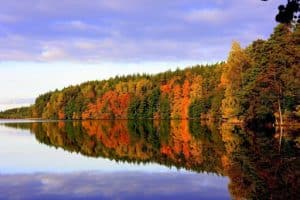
1, 24, 299, 125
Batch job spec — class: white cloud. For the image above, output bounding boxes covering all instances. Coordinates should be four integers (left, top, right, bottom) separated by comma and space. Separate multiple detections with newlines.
184, 9, 230, 24
74, 41, 97, 50
0, 0, 282, 64
0, 34, 39, 61
0, 98, 34, 111
56, 20, 102, 32
40, 46, 68, 61
68, 20, 90, 30
0, 14, 19, 23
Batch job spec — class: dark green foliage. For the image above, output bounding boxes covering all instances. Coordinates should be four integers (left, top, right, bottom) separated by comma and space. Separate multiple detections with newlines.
128, 87, 161, 119
189, 98, 211, 119
0, 106, 32, 119
159, 95, 171, 120
241, 24, 300, 123
65, 100, 76, 119
34, 92, 52, 117
128, 97, 140, 119
146, 88, 160, 118
189, 121, 212, 141
210, 89, 224, 117
283, 95, 297, 111
262, 0, 300, 24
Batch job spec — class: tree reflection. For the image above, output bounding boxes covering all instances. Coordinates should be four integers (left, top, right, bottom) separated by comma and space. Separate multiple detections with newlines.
4, 120, 299, 199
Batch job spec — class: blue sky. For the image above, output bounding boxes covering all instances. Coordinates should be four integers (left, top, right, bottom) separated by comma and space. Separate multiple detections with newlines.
0, 0, 284, 110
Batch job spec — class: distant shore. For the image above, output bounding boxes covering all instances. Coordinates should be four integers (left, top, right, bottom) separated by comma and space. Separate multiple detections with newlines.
1, 118, 299, 128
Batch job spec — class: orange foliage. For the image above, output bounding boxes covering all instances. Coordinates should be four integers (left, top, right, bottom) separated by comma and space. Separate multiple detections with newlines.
171, 84, 182, 119
82, 121, 130, 149
58, 110, 65, 119
160, 84, 171, 94
58, 121, 65, 129
82, 91, 131, 119
160, 121, 202, 165
182, 80, 190, 119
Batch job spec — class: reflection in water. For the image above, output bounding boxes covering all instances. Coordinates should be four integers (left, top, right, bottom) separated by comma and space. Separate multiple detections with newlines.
3, 120, 300, 199
0, 172, 229, 200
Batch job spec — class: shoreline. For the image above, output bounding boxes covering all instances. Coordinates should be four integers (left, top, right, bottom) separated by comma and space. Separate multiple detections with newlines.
1, 118, 300, 127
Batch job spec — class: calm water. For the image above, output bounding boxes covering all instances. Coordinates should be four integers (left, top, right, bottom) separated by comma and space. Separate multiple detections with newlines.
0, 120, 299, 200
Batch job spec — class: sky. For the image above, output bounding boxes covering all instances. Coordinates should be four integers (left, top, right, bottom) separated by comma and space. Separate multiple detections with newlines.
0, 0, 285, 110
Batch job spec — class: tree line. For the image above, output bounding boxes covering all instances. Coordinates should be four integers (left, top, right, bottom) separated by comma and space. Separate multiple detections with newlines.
0, 24, 299, 125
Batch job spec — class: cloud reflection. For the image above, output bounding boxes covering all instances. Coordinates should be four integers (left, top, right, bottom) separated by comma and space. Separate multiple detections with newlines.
0, 172, 229, 200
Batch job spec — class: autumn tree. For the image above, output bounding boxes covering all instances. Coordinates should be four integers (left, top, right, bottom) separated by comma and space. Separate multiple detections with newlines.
221, 42, 252, 121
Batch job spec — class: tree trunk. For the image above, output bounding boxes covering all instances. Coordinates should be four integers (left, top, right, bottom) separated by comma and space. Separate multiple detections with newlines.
278, 99, 283, 126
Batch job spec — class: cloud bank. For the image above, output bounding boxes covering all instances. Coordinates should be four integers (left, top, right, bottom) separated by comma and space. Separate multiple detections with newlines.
0, 0, 284, 63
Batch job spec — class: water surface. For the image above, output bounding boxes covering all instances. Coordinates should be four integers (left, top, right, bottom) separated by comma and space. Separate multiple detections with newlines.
0, 120, 299, 199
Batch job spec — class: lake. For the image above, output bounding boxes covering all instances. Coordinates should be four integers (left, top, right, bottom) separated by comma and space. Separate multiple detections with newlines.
0, 120, 299, 200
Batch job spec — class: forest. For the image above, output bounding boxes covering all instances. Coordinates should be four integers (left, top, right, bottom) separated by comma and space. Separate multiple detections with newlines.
0, 24, 299, 125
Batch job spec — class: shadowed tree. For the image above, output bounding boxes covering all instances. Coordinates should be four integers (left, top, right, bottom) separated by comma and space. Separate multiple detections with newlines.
262, 0, 300, 24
